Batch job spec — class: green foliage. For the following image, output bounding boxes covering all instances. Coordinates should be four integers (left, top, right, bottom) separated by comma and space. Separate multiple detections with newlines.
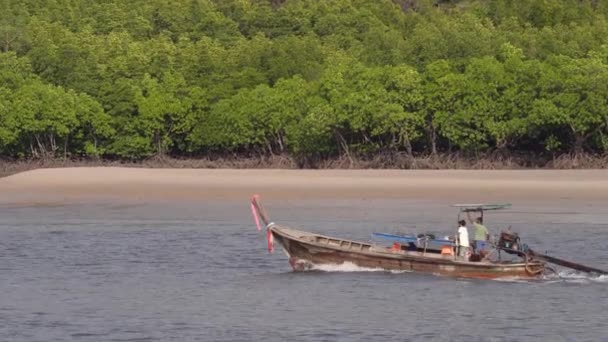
0, 0, 29, 53
532, 55, 608, 153
10, 80, 81, 158
1, 0, 608, 162
0, 87, 17, 149
0, 52, 33, 89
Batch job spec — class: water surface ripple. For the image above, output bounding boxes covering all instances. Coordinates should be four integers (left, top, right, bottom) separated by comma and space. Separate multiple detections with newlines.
1, 199, 607, 341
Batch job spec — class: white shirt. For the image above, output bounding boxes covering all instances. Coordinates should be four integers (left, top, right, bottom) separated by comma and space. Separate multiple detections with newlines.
458, 226, 470, 247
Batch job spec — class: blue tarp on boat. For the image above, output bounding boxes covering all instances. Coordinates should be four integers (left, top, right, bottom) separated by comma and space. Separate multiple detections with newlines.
372, 232, 455, 246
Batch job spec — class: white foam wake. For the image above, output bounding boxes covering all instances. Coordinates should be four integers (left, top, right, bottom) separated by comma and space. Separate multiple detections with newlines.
309, 261, 409, 274
310, 261, 384, 272
492, 276, 532, 283
543, 270, 608, 284
301, 261, 607, 282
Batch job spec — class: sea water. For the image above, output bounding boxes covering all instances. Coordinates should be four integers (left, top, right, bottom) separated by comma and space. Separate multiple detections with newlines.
1, 199, 607, 341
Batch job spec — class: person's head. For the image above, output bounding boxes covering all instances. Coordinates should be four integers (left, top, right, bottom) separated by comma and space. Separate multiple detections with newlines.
458, 219, 466, 227
476, 217, 483, 224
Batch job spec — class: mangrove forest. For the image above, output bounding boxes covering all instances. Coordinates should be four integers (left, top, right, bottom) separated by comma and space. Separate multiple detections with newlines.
2, 0, 608, 167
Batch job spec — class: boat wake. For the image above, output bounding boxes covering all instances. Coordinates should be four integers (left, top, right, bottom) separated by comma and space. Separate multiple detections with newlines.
307, 263, 607, 283
492, 271, 607, 284
542, 270, 608, 284
309, 262, 409, 274
492, 276, 534, 283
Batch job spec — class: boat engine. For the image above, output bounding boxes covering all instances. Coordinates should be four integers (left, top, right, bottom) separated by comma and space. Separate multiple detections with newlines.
497, 230, 521, 254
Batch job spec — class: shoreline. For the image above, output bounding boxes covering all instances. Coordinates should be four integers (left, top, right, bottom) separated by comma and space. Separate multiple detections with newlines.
2, 152, 608, 179
1, 167, 608, 204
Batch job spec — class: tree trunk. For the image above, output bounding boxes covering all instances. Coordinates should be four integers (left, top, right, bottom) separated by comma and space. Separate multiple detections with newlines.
427, 120, 437, 155
495, 138, 509, 159
30, 141, 38, 159
391, 132, 398, 151
155, 131, 164, 156
49, 133, 57, 154
64, 135, 68, 160
34, 134, 47, 159
2, 31, 17, 52
400, 130, 413, 159
276, 132, 284, 152
334, 130, 353, 166
573, 134, 585, 157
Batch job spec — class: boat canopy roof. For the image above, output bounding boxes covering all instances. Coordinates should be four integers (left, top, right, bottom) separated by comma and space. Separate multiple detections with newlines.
451, 203, 511, 212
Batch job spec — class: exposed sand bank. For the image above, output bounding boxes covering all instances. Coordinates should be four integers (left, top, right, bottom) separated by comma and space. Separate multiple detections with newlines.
0, 167, 607, 205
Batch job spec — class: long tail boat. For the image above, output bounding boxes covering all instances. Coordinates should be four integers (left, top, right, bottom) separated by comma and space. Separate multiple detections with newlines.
250, 196, 607, 280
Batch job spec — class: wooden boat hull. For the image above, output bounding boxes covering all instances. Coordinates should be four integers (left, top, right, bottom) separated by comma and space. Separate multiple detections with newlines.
270, 225, 545, 280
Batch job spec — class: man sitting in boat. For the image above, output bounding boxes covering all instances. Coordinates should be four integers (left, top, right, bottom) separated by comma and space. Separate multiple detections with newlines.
457, 220, 470, 259
467, 212, 490, 256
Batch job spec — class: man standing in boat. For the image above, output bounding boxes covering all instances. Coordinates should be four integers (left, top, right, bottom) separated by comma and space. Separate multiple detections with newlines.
457, 220, 470, 259
467, 212, 489, 256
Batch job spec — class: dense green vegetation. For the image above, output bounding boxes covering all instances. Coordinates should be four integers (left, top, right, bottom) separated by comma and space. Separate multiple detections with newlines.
1, 0, 608, 166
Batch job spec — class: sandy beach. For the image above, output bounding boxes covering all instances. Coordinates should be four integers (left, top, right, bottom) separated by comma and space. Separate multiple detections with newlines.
0, 167, 606, 204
